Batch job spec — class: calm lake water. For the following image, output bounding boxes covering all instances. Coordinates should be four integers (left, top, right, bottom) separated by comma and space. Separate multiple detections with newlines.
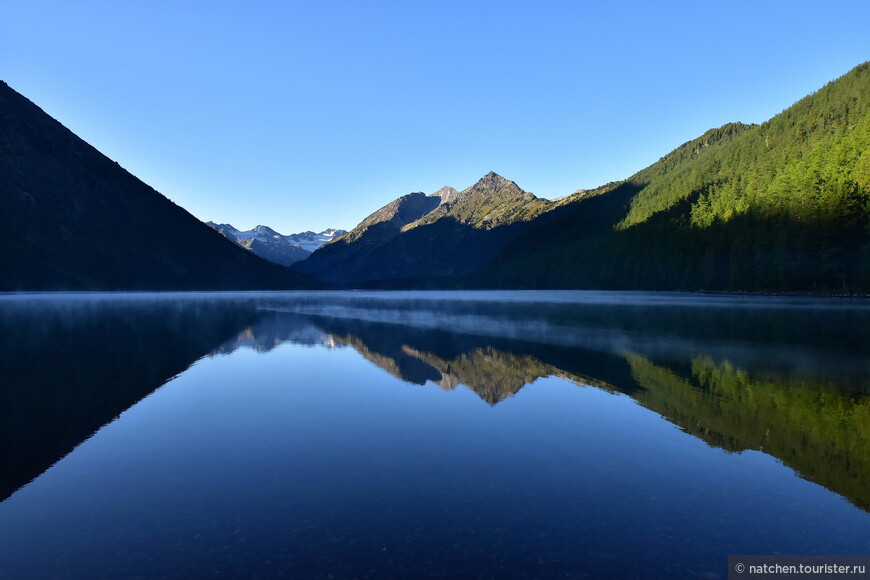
0, 291, 868, 579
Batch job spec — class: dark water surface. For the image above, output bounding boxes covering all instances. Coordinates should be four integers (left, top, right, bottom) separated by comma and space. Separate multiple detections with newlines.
0, 291, 867, 579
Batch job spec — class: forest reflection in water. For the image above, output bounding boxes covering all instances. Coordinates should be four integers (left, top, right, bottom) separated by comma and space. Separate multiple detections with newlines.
0, 291, 868, 578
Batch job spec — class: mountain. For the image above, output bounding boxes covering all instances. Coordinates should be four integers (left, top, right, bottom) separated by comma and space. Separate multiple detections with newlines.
6, 61, 865, 292
292, 187, 453, 281
206, 223, 346, 267
295, 62, 869, 292
0, 81, 316, 290
293, 172, 554, 284
474, 62, 870, 292
283, 228, 346, 252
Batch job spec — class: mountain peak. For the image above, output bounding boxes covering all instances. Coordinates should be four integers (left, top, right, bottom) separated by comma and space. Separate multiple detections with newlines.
430, 186, 459, 205
430, 186, 457, 197
461, 171, 522, 197
206, 221, 237, 232
253, 225, 280, 237
469, 171, 517, 191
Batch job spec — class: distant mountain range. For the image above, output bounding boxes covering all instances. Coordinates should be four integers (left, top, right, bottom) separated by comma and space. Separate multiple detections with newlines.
292, 62, 869, 292
0, 81, 316, 290
206, 223, 346, 267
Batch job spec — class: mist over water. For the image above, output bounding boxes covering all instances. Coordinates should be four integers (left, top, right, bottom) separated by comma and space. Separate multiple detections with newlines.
0, 291, 867, 578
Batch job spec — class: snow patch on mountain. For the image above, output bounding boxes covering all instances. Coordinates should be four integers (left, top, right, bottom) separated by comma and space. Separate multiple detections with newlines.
206, 222, 347, 267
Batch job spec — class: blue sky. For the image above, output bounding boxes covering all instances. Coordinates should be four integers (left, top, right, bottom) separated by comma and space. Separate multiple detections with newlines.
3, 1, 869, 233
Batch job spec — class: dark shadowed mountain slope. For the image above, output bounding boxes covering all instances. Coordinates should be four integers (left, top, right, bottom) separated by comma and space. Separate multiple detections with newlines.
473, 62, 870, 292
0, 81, 316, 290
291, 188, 449, 282
293, 172, 554, 284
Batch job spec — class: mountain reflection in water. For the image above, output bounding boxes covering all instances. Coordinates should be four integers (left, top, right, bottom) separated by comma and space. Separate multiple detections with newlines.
221, 299, 870, 512
0, 291, 867, 577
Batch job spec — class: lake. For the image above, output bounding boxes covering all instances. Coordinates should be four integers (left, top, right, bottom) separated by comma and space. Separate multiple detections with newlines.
0, 291, 868, 579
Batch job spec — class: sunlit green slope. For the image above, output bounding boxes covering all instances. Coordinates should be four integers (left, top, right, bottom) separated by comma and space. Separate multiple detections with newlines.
476, 62, 870, 291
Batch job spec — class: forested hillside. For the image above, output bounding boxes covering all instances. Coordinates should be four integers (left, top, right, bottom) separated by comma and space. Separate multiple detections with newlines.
474, 62, 870, 292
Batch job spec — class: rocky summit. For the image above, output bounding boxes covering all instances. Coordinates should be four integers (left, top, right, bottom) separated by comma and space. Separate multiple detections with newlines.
292, 172, 554, 284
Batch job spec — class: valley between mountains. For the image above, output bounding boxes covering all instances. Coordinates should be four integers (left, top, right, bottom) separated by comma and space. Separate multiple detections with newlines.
2, 62, 868, 292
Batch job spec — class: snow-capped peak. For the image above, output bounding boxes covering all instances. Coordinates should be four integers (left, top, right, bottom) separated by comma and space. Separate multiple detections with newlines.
206, 221, 347, 263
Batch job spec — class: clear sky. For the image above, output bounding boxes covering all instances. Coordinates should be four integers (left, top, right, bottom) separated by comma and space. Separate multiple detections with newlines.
2, 1, 868, 234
